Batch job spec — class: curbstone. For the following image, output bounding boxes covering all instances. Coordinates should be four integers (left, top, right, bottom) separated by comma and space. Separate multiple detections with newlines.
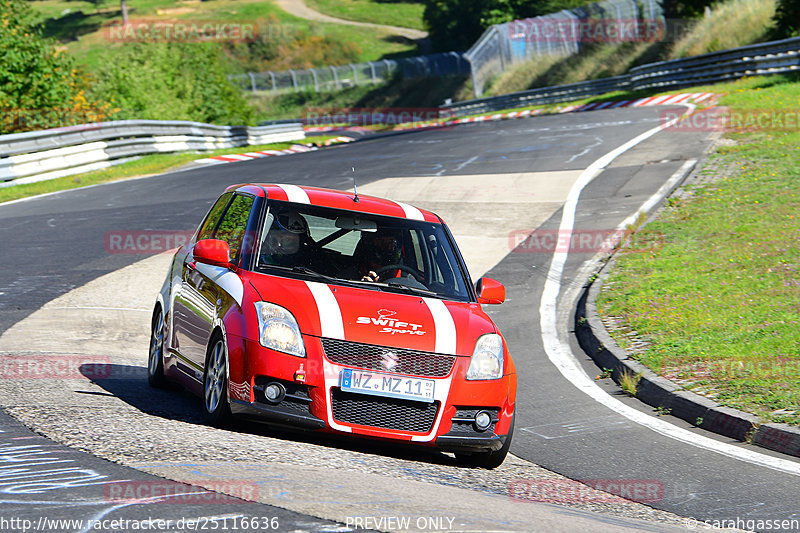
578, 256, 800, 458
753, 423, 800, 456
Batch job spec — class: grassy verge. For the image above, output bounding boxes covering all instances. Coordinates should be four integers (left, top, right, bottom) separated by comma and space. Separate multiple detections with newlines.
31, 0, 418, 71
485, 0, 776, 97
248, 75, 469, 120
305, 0, 425, 31
669, 0, 776, 58
0, 138, 337, 205
596, 74, 800, 426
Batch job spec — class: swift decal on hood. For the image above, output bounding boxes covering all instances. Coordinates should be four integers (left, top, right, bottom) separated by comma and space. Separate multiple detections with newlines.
356, 309, 426, 336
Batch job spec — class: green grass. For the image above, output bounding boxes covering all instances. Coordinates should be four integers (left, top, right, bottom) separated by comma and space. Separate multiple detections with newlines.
0, 138, 338, 205
485, 41, 670, 97
597, 74, 800, 426
247, 74, 469, 120
669, 0, 776, 59
304, 0, 426, 31
30, 0, 419, 71
485, 0, 776, 98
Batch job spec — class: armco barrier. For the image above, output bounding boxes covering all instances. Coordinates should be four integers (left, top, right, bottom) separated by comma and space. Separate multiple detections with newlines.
0, 120, 304, 188
445, 35, 800, 117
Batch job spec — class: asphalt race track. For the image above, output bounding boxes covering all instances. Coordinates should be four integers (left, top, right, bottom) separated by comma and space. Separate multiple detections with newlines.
1, 107, 799, 532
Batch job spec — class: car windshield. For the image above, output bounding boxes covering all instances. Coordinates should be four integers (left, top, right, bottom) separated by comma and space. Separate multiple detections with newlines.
255, 200, 472, 301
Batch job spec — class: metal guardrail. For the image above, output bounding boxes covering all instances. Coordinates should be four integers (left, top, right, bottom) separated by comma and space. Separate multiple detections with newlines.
444, 36, 800, 117
0, 120, 304, 188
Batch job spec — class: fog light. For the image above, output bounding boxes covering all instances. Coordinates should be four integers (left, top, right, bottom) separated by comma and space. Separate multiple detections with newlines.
264, 383, 285, 404
474, 410, 492, 432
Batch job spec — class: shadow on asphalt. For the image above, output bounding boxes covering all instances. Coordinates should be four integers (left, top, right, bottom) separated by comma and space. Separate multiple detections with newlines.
83, 363, 463, 468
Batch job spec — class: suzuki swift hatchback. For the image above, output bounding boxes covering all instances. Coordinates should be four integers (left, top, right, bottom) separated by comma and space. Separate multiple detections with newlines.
149, 183, 516, 468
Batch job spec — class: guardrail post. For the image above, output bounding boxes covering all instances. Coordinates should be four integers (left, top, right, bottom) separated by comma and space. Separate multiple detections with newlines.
247, 73, 257, 94
289, 69, 298, 92
310, 69, 319, 92
382, 59, 392, 80
331, 66, 340, 89
352, 64, 358, 85
369, 61, 377, 82
269, 71, 277, 92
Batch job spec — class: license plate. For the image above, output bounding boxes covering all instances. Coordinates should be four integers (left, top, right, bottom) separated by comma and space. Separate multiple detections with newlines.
340, 368, 434, 403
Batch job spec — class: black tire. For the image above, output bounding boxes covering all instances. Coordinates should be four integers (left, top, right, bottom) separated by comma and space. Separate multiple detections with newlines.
147, 306, 167, 388
455, 412, 515, 469
202, 333, 231, 426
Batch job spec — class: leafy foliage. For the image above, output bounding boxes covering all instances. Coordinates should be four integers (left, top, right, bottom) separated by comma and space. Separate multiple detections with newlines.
772, 0, 800, 37
89, 42, 253, 125
422, 0, 597, 52
224, 16, 362, 73
0, 0, 108, 133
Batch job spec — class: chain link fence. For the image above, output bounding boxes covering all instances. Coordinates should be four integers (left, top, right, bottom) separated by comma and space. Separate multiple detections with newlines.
229, 52, 469, 94
465, 0, 665, 97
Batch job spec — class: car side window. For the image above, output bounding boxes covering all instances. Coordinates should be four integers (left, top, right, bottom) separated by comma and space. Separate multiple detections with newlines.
213, 194, 255, 263
197, 192, 233, 241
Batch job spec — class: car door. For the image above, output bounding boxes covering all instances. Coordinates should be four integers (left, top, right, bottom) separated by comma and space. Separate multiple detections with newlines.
172, 193, 255, 376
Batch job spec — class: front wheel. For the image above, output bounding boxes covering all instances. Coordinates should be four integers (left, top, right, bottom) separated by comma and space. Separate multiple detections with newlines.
455, 412, 514, 469
147, 307, 167, 388
203, 334, 231, 426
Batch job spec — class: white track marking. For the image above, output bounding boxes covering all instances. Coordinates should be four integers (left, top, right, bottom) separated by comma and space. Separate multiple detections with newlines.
538, 106, 800, 477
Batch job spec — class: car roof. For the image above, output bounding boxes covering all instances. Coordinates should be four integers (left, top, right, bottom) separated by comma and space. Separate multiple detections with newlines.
226, 183, 441, 223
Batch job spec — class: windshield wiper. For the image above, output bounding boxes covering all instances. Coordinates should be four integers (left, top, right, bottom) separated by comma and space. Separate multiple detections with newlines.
262, 264, 339, 284
374, 282, 437, 297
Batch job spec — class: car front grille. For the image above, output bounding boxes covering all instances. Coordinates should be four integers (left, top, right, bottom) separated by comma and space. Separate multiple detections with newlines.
330, 388, 439, 432
321, 338, 456, 377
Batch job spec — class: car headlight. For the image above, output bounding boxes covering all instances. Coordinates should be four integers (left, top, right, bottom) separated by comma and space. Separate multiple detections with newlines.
466, 333, 503, 380
254, 302, 306, 357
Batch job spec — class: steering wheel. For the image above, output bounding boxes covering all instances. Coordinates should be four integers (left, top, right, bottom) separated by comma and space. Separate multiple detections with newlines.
375, 264, 425, 283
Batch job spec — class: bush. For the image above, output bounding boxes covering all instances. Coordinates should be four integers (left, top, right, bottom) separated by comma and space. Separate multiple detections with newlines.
0, 0, 107, 133
422, 0, 606, 52
89, 42, 253, 125
772, 0, 800, 37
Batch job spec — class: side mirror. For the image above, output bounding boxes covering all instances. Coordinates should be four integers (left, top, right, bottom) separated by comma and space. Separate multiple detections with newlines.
193, 239, 231, 268
476, 277, 505, 305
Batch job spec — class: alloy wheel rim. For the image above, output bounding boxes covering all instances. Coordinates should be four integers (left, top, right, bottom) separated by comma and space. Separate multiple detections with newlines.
204, 341, 225, 413
148, 311, 163, 376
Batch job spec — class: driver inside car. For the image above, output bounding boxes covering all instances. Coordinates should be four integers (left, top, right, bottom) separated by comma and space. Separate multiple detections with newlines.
355, 228, 403, 282
260, 211, 312, 268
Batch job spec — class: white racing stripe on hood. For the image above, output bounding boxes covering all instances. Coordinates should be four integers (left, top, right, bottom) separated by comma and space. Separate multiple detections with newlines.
395, 201, 425, 221
305, 281, 345, 339
422, 298, 457, 354
277, 184, 310, 204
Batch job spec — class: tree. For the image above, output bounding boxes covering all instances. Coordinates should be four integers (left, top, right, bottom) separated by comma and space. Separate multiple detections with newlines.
422, 0, 590, 52
0, 0, 99, 133
772, 0, 800, 38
